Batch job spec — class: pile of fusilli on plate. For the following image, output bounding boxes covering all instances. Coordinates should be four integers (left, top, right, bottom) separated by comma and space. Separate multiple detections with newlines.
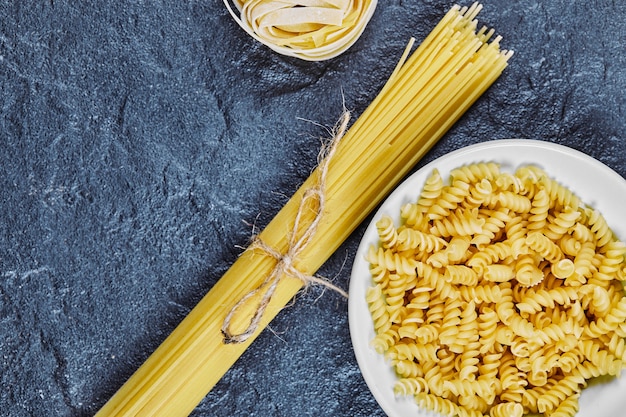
366, 162, 626, 417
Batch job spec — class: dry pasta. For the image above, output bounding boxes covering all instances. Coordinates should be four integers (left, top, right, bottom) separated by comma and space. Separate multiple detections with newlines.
223, 0, 378, 61
366, 161, 626, 417
96, 4, 512, 416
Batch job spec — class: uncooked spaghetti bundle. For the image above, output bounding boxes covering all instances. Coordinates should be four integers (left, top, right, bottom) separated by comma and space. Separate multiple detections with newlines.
223, 0, 378, 61
96, 3, 512, 416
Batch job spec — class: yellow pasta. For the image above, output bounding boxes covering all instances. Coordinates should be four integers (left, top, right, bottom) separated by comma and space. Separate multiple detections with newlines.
375, 215, 398, 249
371, 327, 399, 354
366, 162, 626, 417
489, 401, 523, 417
428, 179, 472, 219
526, 230, 564, 263
515, 253, 544, 287
396, 227, 448, 253
96, 4, 512, 416
393, 377, 429, 396
472, 207, 510, 247
545, 207, 581, 241
551, 258, 576, 279
420, 168, 445, 201
366, 284, 391, 334
223, 0, 378, 60
445, 264, 479, 286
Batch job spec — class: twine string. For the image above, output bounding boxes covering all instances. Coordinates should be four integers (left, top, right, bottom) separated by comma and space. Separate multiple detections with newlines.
221, 110, 351, 344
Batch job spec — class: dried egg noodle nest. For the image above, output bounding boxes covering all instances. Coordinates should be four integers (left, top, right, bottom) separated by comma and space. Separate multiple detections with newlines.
223, 0, 378, 61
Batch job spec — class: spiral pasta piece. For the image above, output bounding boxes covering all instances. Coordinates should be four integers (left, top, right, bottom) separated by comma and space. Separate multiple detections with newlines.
445, 264, 479, 286
389, 341, 439, 363
467, 241, 515, 273
416, 168, 445, 214
414, 323, 439, 345
428, 180, 472, 220
526, 231, 564, 264
571, 222, 595, 243
598, 240, 626, 276
368, 263, 389, 289
504, 214, 528, 247
366, 284, 390, 333
559, 234, 582, 257
547, 393, 580, 417
472, 207, 511, 247
464, 178, 495, 209
495, 171, 528, 195
375, 215, 398, 249
515, 164, 547, 185
385, 272, 415, 323
541, 178, 582, 212
422, 363, 445, 397
496, 190, 532, 213
515, 253, 544, 287
430, 207, 485, 238
400, 202, 428, 229
415, 393, 459, 417
489, 401, 523, 417
585, 297, 626, 338
424, 295, 445, 326
588, 284, 611, 317
393, 359, 424, 378
393, 377, 429, 396
601, 332, 626, 363
399, 292, 429, 338
449, 301, 479, 354
446, 236, 472, 263
557, 350, 582, 374
536, 320, 577, 345
458, 283, 505, 304
437, 347, 457, 377
495, 283, 515, 325
370, 327, 399, 354
522, 379, 555, 413
573, 360, 603, 380
416, 261, 459, 300
586, 207, 614, 248
551, 258, 575, 279
224, 0, 378, 61
498, 352, 527, 391
443, 377, 496, 401
458, 393, 490, 415
516, 286, 580, 315
527, 189, 551, 231
396, 228, 448, 253
483, 264, 515, 283
544, 207, 581, 241
366, 246, 419, 275
438, 298, 463, 347
450, 162, 501, 184
576, 339, 623, 376
571, 245, 595, 286
477, 308, 499, 354
537, 375, 586, 414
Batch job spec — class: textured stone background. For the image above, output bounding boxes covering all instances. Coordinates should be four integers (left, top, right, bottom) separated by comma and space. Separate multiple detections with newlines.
1, 1, 626, 416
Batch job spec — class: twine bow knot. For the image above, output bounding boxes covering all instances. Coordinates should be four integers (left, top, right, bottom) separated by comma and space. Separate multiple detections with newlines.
221, 111, 351, 344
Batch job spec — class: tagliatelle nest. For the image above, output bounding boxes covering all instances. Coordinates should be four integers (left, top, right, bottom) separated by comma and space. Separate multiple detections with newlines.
223, 0, 378, 61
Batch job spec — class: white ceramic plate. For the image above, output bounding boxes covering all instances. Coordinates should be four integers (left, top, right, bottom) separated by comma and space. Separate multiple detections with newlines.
348, 139, 626, 417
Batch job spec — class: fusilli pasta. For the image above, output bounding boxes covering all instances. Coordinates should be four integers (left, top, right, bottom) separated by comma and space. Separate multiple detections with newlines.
365, 162, 626, 417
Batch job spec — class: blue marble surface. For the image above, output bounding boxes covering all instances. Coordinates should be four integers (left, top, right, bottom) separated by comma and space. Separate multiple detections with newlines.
1, 1, 625, 416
